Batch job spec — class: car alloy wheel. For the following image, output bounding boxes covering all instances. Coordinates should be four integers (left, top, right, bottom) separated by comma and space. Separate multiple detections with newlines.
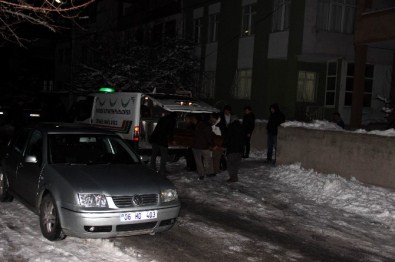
39, 194, 65, 241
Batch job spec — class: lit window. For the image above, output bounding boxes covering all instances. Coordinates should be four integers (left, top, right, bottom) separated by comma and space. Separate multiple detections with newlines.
233, 69, 252, 99
297, 71, 317, 102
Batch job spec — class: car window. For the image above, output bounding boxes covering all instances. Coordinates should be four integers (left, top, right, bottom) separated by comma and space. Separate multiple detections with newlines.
25, 130, 43, 166
12, 129, 30, 155
48, 134, 140, 165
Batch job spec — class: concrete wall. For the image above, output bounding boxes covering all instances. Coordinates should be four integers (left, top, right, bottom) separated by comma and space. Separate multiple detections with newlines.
276, 126, 395, 189
250, 122, 267, 151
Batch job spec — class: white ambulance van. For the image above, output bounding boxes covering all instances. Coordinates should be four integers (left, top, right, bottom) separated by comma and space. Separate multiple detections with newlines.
74, 92, 219, 156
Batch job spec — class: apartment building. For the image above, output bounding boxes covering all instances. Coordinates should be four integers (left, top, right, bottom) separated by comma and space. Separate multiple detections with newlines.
54, 0, 394, 126
184, 0, 395, 125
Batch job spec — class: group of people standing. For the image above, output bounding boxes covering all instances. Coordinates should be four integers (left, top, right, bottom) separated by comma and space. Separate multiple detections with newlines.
150, 103, 285, 183
181, 105, 254, 182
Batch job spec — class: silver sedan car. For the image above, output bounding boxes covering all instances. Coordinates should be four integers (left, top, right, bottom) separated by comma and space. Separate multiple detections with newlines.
0, 123, 180, 241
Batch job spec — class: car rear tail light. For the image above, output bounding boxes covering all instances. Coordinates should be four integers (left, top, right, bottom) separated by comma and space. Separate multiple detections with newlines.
132, 126, 139, 141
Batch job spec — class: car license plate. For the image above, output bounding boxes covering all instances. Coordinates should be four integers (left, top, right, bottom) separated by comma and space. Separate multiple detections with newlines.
120, 210, 157, 222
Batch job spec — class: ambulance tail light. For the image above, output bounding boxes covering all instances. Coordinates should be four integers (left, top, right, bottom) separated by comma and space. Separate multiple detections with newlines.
132, 126, 140, 141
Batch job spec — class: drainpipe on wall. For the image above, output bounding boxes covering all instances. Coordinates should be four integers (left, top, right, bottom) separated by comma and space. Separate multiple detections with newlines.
350, 44, 367, 129
390, 52, 395, 110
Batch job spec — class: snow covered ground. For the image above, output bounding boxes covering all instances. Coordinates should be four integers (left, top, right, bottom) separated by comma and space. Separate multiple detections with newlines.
1, 150, 395, 261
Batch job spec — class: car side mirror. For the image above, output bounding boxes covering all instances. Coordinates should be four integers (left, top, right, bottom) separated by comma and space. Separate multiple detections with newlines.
25, 155, 38, 164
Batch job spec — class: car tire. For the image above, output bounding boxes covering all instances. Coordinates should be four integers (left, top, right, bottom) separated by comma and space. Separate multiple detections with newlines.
39, 194, 65, 241
0, 171, 13, 202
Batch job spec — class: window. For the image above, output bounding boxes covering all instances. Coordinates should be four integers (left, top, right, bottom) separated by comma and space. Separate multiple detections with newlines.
193, 18, 202, 44
297, 71, 317, 102
233, 69, 252, 99
201, 71, 216, 99
25, 131, 43, 166
272, 0, 290, 32
13, 129, 30, 155
48, 134, 140, 165
208, 14, 219, 42
241, 4, 256, 36
344, 63, 374, 107
325, 61, 337, 107
317, 0, 355, 34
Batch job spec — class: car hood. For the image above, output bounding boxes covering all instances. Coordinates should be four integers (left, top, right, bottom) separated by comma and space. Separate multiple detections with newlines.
48, 164, 170, 195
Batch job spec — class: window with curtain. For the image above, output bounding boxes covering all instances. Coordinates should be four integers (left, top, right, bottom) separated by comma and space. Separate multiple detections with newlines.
317, 0, 355, 34
272, 0, 291, 32
208, 14, 219, 42
201, 71, 216, 98
241, 4, 256, 37
297, 71, 317, 102
233, 69, 252, 99
193, 18, 202, 44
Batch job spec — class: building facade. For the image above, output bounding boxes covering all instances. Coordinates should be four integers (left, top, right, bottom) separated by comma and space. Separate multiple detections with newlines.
54, 0, 395, 126
184, 0, 395, 125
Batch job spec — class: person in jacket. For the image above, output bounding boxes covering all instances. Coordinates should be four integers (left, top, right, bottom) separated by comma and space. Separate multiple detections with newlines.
266, 103, 285, 164
149, 112, 177, 175
225, 115, 244, 182
209, 112, 226, 176
184, 113, 197, 171
333, 112, 345, 129
219, 105, 232, 170
242, 106, 255, 158
190, 114, 214, 180
220, 104, 233, 129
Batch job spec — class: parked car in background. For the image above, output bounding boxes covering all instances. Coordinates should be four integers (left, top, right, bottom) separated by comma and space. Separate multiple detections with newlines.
0, 123, 180, 241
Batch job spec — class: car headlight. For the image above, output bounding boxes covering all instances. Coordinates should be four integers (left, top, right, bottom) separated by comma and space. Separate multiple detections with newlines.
161, 189, 178, 203
78, 193, 108, 208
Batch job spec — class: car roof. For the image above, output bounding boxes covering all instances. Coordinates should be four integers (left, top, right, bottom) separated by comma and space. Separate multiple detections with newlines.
25, 123, 117, 135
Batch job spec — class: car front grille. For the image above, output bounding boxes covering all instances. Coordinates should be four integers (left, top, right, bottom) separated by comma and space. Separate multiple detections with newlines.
116, 222, 157, 232
112, 194, 159, 208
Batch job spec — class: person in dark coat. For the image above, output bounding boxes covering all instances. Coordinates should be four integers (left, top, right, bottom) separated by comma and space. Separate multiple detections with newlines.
184, 113, 196, 171
225, 115, 244, 182
242, 106, 255, 158
332, 112, 345, 129
149, 112, 177, 175
266, 103, 285, 164
219, 105, 232, 170
220, 104, 233, 129
190, 114, 214, 180
209, 112, 225, 176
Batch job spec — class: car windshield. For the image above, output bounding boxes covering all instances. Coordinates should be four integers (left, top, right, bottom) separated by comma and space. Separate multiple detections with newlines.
48, 134, 140, 165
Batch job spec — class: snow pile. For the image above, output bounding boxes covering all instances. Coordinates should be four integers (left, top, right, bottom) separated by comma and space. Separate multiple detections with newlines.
1, 152, 395, 260
282, 120, 344, 131
271, 163, 395, 230
354, 128, 395, 137
282, 120, 395, 137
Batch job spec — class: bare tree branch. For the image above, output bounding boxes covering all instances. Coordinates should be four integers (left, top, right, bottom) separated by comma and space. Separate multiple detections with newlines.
0, 0, 95, 46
